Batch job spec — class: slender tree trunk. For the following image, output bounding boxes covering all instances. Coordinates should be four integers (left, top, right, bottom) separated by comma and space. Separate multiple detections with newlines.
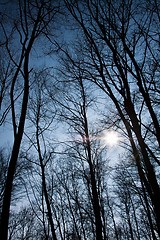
36, 125, 58, 240
125, 203, 134, 240
84, 125, 103, 240
41, 163, 58, 240
0, 82, 29, 239
80, 78, 103, 240
0, 9, 39, 237
125, 100, 160, 236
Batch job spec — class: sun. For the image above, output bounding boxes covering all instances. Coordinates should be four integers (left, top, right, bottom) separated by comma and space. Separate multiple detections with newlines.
102, 130, 120, 147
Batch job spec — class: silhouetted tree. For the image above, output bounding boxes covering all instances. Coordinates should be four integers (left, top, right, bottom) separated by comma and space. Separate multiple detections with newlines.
63, 0, 160, 236
0, 1, 60, 239
47, 65, 110, 239
26, 71, 58, 239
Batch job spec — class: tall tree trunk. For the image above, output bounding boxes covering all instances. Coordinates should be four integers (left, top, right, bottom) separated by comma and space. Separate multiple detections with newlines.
80, 78, 103, 240
0, 8, 39, 237
36, 102, 58, 240
0, 79, 29, 240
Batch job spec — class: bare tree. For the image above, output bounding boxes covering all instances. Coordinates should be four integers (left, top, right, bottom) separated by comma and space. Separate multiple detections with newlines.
113, 159, 158, 240
47, 62, 110, 239
63, 0, 160, 237
25, 71, 58, 239
0, 1, 60, 239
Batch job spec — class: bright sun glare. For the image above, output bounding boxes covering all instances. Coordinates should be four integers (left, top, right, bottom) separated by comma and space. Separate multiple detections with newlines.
102, 130, 120, 147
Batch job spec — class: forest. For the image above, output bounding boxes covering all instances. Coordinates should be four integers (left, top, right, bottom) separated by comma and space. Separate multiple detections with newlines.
0, 0, 160, 239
